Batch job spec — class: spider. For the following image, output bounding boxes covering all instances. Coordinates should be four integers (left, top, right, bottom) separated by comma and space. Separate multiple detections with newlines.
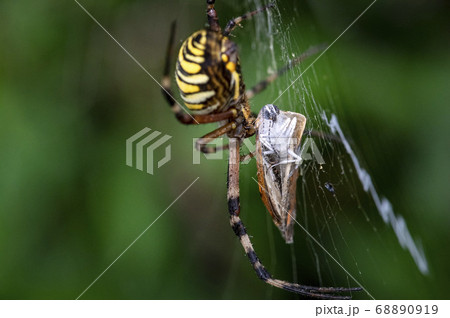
160, 0, 362, 299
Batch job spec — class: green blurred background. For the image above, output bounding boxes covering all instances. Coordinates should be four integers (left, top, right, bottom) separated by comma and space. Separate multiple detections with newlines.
0, 0, 449, 299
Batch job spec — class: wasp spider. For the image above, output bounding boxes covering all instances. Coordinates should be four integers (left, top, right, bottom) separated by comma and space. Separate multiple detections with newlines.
160, 0, 362, 299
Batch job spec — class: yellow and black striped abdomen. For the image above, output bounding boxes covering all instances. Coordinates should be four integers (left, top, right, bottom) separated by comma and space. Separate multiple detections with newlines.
176, 30, 237, 114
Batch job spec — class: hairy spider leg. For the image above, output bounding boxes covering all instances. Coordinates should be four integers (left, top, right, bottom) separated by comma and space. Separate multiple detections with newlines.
227, 138, 361, 299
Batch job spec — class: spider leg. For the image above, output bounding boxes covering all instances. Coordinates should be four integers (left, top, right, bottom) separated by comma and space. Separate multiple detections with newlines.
227, 138, 362, 299
200, 143, 229, 154
206, 0, 221, 33
246, 44, 327, 99
240, 150, 256, 162
161, 21, 192, 123
196, 122, 236, 153
201, 142, 257, 160
223, 2, 275, 36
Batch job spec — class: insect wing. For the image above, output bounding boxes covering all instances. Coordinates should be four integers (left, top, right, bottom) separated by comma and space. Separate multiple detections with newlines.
256, 104, 306, 243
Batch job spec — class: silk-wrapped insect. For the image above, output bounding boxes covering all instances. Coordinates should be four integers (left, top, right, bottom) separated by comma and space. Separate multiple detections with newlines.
256, 104, 306, 244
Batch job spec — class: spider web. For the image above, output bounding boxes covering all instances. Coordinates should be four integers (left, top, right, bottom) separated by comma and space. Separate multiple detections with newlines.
229, 0, 429, 299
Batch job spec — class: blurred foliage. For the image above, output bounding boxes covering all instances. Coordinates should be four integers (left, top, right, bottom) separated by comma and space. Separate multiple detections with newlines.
0, 0, 449, 299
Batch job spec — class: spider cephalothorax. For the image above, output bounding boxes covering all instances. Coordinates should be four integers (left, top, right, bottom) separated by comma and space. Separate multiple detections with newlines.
160, 0, 362, 299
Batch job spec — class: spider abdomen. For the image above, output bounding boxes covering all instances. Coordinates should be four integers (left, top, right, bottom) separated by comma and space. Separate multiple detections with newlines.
175, 29, 242, 115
